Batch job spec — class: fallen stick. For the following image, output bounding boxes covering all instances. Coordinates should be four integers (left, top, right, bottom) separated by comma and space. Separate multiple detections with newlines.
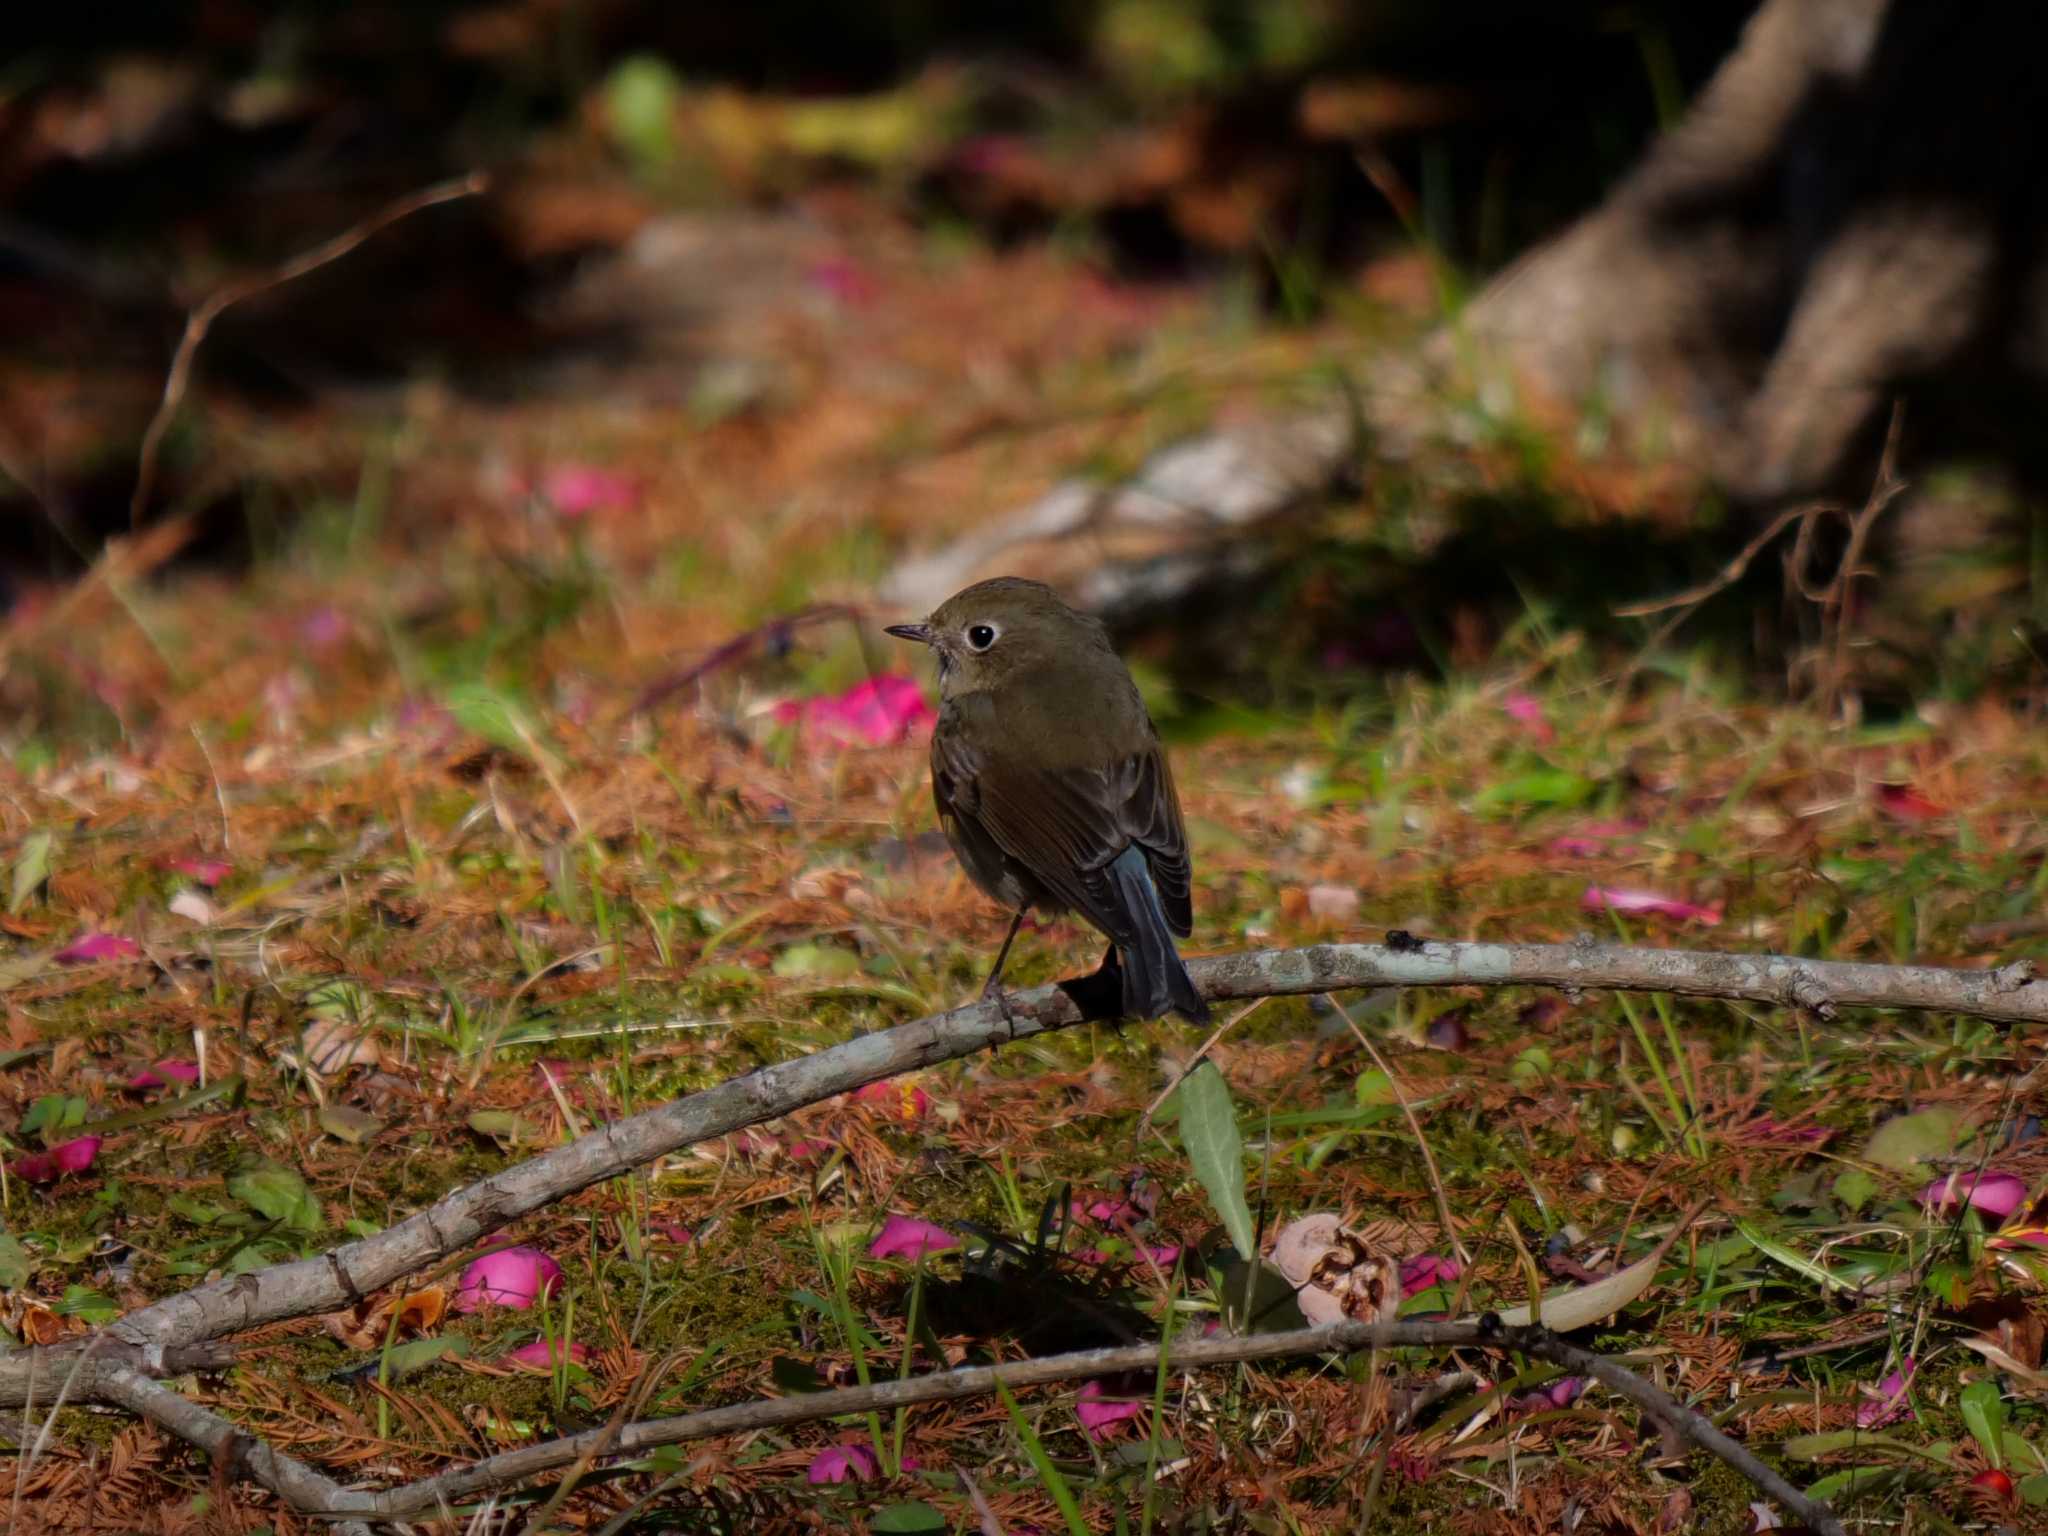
0, 935, 2035, 1394
185, 1318, 1843, 1535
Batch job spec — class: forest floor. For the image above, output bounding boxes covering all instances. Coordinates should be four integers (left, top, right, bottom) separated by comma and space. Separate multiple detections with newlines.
2, 197, 2045, 1535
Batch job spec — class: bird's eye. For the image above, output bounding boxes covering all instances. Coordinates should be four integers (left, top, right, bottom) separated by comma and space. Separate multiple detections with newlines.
966, 623, 998, 651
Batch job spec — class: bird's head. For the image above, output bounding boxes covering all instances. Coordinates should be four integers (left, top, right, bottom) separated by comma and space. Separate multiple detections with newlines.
885, 576, 1112, 695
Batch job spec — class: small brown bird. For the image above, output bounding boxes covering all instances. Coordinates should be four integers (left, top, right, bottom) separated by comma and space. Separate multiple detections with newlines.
886, 577, 1209, 1023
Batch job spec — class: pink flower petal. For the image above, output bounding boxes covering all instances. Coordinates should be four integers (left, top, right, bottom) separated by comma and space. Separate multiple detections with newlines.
506, 1337, 592, 1371
54, 932, 140, 965
1141, 1243, 1182, 1267
168, 858, 231, 886
651, 1221, 694, 1244
15, 1136, 101, 1184
541, 464, 637, 519
1878, 784, 1943, 822
1503, 691, 1556, 743
1991, 1226, 2048, 1251
852, 1079, 931, 1121
868, 1214, 959, 1262
1075, 1380, 1147, 1439
1581, 886, 1722, 925
806, 1442, 879, 1484
127, 1059, 201, 1091
1549, 821, 1644, 858
1855, 1358, 1915, 1429
806, 258, 880, 307
1399, 1254, 1463, 1299
298, 606, 350, 653
785, 1137, 834, 1162
1921, 1171, 2027, 1220
453, 1246, 564, 1313
772, 676, 934, 749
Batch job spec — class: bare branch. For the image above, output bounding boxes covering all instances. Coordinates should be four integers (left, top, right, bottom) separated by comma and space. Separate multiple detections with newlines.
300, 1318, 1841, 1536
0, 935, 2018, 1380
92, 1365, 369, 1534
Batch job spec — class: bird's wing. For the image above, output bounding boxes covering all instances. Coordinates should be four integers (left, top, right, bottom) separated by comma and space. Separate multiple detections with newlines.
934, 729, 1192, 939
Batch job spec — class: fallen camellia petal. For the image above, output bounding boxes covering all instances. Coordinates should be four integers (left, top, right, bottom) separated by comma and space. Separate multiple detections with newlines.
806, 1442, 879, 1484
15, 1136, 102, 1184
852, 1078, 932, 1121
54, 933, 139, 965
1581, 886, 1722, 925
168, 857, 231, 886
772, 676, 933, 748
1503, 691, 1556, 743
453, 1246, 564, 1313
126, 1059, 201, 1091
1075, 1380, 1147, 1439
1922, 1171, 2028, 1221
1510, 1374, 1588, 1415
868, 1214, 959, 1261
806, 257, 880, 307
506, 1337, 593, 1371
541, 464, 637, 518
1400, 1253, 1463, 1299
1855, 1358, 1915, 1429
1548, 820, 1644, 858
1878, 783, 1944, 822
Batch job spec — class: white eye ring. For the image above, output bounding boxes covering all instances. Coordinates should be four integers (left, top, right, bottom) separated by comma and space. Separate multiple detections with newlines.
965, 622, 999, 652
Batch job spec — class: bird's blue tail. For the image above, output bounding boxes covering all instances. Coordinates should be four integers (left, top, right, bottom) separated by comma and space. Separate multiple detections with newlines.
1108, 847, 1210, 1022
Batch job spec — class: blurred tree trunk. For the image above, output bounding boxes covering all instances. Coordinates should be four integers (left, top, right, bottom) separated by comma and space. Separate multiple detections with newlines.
1460, 0, 2048, 500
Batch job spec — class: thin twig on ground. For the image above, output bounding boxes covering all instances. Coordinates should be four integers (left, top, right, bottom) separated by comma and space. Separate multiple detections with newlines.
91, 1365, 368, 1535
129, 170, 489, 530
0, 935, 2028, 1395
300, 1317, 1841, 1535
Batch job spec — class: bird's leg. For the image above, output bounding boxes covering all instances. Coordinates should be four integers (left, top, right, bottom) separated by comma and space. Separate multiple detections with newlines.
980, 909, 1028, 1040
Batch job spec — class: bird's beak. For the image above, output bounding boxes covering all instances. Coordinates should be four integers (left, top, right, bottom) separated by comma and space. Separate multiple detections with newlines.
883, 621, 935, 645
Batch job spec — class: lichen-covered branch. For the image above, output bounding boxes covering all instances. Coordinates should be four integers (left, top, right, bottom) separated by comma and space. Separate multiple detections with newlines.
0, 935, 2033, 1396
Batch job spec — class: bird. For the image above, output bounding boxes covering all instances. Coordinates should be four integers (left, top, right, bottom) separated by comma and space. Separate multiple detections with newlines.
885, 576, 1210, 1024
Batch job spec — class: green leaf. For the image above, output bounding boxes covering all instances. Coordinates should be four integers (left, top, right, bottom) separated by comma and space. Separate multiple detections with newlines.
1961, 1380, 2007, 1466
443, 682, 550, 763
1179, 1062, 1256, 1260
603, 55, 684, 173
1472, 769, 1593, 813
377, 1336, 469, 1379
466, 1110, 534, 1146
55, 1285, 118, 1324
20, 1095, 85, 1140
1832, 1168, 1880, 1214
1352, 1069, 1396, 1106
8, 830, 52, 915
0, 1233, 32, 1289
318, 1106, 385, 1144
228, 1163, 323, 1233
771, 942, 861, 980
1735, 1219, 1855, 1294
1862, 1107, 1959, 1170
1802, 1465, 1902, 1502
2021, 1471, 2048, 1507
870, 1502, 946, 1534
